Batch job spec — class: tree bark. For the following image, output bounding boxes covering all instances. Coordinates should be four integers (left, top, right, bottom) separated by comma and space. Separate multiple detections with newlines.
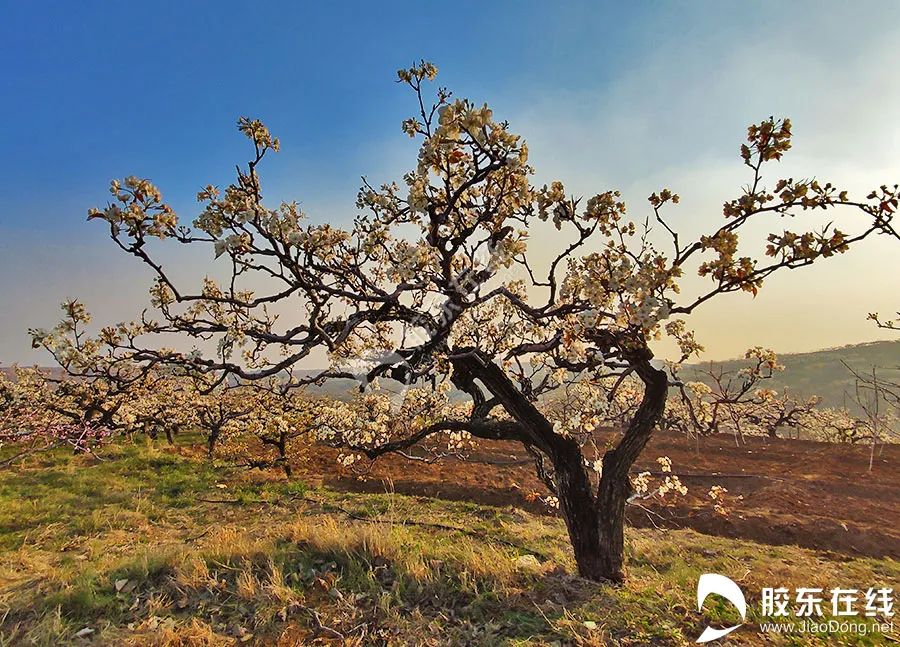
552, 440, 606, 579
206, 427, 220, 458
555, 359, 669, 582
453, 351, 670, 582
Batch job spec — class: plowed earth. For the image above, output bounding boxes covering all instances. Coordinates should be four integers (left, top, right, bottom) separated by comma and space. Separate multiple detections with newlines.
295, 433, 900, 559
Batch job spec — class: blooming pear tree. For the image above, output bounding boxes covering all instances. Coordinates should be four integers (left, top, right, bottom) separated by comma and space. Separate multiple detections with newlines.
68, 61, 899, 581
856, 230, 900, 453
0, 367, 112, 467
188, 379, 254, 458
672, 347, 821, 441
867, 197, 900, 331
220, 385, 321, 476
315, 381, 474, 466
804, 407, 874, 444
27, 302, 325, 470
28, 301, 200, 442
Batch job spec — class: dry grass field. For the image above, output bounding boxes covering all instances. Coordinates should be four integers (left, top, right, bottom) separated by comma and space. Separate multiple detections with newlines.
0, 437, 896, 646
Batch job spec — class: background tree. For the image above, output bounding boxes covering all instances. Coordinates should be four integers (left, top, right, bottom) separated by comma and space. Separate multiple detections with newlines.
53, 62, 898, 581
0, 367, 111, 467
857, 226, 900, 459
228, 386, 318, 477
28, 301, 199, 442
842, 364, 898, 470
803, 406, 884, 447
672, 347, 820, 442
191, 380, 252, 459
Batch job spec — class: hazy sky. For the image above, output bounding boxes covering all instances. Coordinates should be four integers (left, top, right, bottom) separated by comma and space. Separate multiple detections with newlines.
2, 1, 899, 365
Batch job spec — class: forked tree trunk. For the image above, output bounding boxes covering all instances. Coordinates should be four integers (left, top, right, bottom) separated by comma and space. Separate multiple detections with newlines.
556, 465, 636, 582
454, 351, 668, 582
553, 451, 633, 582
555, 362, 670, 582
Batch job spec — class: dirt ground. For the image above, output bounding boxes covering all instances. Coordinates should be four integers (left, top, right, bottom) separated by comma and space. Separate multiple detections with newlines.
294, 433, 900, 560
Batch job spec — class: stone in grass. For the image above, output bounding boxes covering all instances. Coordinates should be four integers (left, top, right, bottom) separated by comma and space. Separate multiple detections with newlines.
514, 554, 541, 571
115, 578, 137, 594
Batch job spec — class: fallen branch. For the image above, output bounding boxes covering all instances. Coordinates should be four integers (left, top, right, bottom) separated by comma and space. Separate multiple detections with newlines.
184, 526, 214, 542
195, 497, 243, 504
293, 602, 345, 641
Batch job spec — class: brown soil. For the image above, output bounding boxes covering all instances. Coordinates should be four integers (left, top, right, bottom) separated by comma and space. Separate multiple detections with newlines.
293, 433, 900, 560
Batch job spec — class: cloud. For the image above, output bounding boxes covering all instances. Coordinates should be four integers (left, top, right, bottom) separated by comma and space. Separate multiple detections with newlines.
495, 5, 900, 359
3, 2, 898, 364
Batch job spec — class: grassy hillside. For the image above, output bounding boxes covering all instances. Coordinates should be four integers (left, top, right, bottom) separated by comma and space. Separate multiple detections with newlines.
1, 441, 897, 645
680, 340, 900, 412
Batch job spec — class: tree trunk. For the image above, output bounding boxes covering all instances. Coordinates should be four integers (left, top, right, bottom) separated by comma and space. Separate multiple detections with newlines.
551, 451, 633, 582
278, 433, 292, 477
559, 360, 670, 582
551, 448, 632, 582
207, 427, 220, 458
453, 350, 669, 583
553, 441, 607, 580
592, 466, 635, 581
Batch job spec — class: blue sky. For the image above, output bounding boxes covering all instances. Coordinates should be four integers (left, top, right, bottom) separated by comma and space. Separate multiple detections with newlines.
0, 1, 641, 226
2, 1, 900, 363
